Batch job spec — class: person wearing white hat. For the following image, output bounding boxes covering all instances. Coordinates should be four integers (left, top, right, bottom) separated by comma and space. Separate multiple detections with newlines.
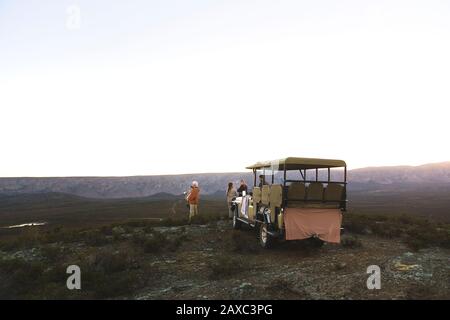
187, 180, 200, 222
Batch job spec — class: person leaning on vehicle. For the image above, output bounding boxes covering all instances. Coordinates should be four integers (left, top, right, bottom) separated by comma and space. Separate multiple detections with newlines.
237, 179, 248, 196
187, 181, 200, 222
226, 182, 238, 219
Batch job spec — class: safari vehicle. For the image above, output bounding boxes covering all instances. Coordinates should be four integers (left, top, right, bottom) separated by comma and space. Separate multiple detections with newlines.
231, 157, 347, 248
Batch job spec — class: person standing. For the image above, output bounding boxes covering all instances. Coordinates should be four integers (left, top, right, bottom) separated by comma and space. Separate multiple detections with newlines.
187, 181, 200, 223
237, 179, 248, 196
258, 175, 267, 188
226, 182, 238, 219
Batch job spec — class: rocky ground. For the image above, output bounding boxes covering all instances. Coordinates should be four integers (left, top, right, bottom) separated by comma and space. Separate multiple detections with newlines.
0, 218, 449, 299
133, 221, 450, 300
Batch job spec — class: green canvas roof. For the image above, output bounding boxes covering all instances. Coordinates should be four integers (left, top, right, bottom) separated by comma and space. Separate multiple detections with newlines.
246, 157, 346, 170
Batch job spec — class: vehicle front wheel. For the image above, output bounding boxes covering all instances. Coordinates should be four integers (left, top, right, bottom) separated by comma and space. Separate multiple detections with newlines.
259, 223, 273, 248
232, 213, 242, 230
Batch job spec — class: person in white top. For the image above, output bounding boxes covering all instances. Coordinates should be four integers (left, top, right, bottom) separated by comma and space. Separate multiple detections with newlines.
226, 182, 238, 219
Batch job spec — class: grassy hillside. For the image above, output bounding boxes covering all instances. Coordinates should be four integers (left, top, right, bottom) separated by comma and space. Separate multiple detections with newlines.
1, 182, 449, 232
348, 183, 450, 221
0, 193, 227, 229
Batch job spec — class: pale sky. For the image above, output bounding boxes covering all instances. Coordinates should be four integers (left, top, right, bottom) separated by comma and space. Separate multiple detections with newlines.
1, 0, 449, 177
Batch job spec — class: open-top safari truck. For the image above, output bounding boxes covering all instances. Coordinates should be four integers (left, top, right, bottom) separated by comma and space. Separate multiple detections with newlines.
231, 157, 347, 248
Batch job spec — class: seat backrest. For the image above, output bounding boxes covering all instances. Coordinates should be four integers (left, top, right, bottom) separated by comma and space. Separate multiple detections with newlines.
307, 182, 324, 201
287, 182, 306, 200
252, 187, 261, 203
269, 184, 283, 207
261, 185, 270, 205
324, 183, 344, 201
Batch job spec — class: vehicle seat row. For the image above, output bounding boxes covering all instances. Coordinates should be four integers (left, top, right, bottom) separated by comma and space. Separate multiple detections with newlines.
252, 182, 345, 213
288, 182, 344, 202
252, 185, 283, 222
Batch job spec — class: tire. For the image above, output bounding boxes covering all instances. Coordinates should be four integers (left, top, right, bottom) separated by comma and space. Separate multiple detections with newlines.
259, 223, 273, 249
232, 212, 242, 230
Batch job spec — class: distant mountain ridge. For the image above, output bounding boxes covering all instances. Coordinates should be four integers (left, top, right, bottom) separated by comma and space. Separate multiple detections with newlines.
350, 162, 450, 184
0, 173, 254, 199
0, 162, 449, 199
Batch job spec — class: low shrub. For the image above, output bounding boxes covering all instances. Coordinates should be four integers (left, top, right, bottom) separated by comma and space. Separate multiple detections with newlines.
208, 255, 246, 280
341, 235, 362, 248
166, 233, 188, 252
40, 245, 63, 262
343, 212, 450, 250
190, 213, 222, 225
404, 225, 450, 251
83, 229, 110, 246
231, 230, 259, 253
142, 231, 167, 253
93, 250, 132, 273
161, 217, 189, 227
0, 258, 47, 298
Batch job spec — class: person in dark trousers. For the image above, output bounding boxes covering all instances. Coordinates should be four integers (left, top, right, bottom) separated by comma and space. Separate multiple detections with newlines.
237, 179, 248, 196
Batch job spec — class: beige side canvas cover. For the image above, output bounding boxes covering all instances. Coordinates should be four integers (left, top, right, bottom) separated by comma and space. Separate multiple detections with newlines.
283, 208, 342, 243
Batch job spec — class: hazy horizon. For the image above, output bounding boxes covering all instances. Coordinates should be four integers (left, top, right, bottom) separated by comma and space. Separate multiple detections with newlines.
1, 0, 449, 177
0, 159, 448, 178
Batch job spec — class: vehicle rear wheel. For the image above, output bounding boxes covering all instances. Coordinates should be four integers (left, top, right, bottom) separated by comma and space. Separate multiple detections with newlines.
259, 223, 273, 248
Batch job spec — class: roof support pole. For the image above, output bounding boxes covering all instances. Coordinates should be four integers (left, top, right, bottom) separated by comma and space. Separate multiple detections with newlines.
344, 165, 348, 211
263, 167, 266, 186
299, 169, 304, 180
